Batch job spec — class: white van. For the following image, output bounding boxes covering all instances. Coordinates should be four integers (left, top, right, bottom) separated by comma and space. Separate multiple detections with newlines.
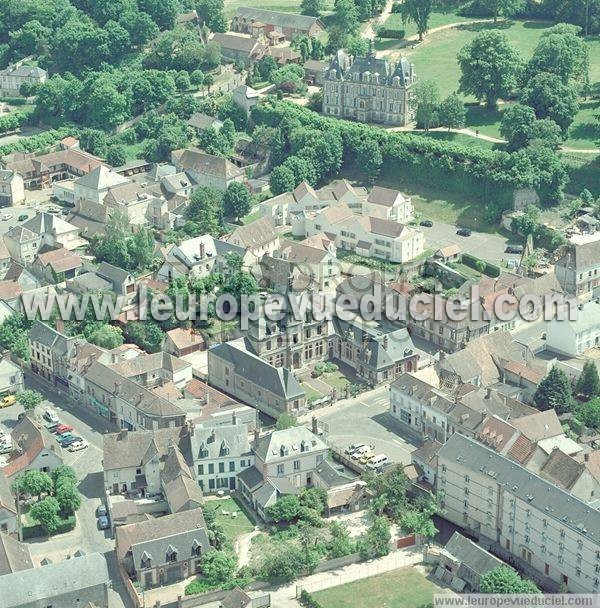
366, 454, 388, 470
44, 409, 59, 424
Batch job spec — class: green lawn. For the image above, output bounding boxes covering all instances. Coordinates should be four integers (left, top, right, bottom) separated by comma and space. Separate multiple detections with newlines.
383, 9, 481, 40
242, 210, 262, 224
319, 370, 350, 393
312, 566, 445, 608
302, 383, 324, 401
416, 129, 499, 148
204, 497, 254, 545
224, 0, 334, 16
120, 140, 147, 161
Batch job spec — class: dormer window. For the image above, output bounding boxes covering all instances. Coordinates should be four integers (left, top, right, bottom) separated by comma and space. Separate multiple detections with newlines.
166, 545, 178, 563
140, 551, 152, 569
198, 443, 208, 458
191, 540, 202, 557
280, 445, 288, 457
300, 440, 308, 453
219, 441, 230, 457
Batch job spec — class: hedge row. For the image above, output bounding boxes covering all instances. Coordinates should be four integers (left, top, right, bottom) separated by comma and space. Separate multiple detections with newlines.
461, 253, 501, 277
299, 590, 324, 608
22, 514, 76, 539
376, 27, 405, 39
0, 126, 77, 157
0, 113, 27, 135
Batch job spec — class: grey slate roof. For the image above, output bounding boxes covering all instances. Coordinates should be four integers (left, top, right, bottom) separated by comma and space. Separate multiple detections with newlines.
0, 471, 16, 516
191, 423, 251, 461
444, 531, 503, 577
210, 340, 305, 401
237, 465, 263, 490
439, 434, 600, 541
0, 552, 109, 608
0, 533, 32, 576
96, 261, 132, 286
556, 241, 600, 272
254, 426, 327, 464
234, 7, 322, 31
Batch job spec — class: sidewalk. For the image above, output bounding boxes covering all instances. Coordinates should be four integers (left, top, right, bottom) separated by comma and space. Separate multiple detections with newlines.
266, 547, 423, 608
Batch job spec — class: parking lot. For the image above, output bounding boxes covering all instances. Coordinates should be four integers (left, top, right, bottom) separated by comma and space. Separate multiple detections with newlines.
418, 220, 522, 265
0, 371, 129, 608
306, 384, 417, 466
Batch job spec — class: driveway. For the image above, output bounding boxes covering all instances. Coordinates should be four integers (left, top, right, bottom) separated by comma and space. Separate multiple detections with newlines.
418, 221, 521, 265
305, 385, 417, 465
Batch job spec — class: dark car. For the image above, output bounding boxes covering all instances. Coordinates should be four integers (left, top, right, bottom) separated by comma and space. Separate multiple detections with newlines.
17, 214, 28, 222
505, 245, 524, 254
456, 228, 472, 237
59, 435, 82, 447
96, 504, 108, 517
98, 515, 110, 530
419, 220, 433, 227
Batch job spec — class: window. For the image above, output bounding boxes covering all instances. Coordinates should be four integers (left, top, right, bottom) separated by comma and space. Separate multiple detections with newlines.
229, 461, 235, 472
294, 460, 300, 471
191, 541, 202, 557
197, 464, 204, 475
277, 464, 284, 475
218, 462, 225, 473
208, 463, 214, 474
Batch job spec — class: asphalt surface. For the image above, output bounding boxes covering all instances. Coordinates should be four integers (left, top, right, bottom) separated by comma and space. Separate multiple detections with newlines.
0, 371, 130, 608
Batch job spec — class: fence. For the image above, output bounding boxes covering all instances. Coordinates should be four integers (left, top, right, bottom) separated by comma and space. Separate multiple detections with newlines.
175, 589, 271, 608
295, 549, 422, 596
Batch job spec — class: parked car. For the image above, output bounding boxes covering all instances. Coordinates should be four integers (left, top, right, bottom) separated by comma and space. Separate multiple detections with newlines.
0, 438, 12, 454
351, 445, 370, 460
55, 423, 73, 435
456, 228, 471, 237
0, 395, 15, 408
96, 504, 108, 517
366, 454, 389, 470
419, 220, 433, 227
505, 245, 524, 254
17, 214, 28, 222
68, 440, 88, 452
43, 409, 59, 424
1, 214, 12, 221
17, 412, 26, 422
47, 207, 60, 214
56, 431, 73, 443
359, 452, 376, 465
60, 435, 82, 447
345, 443, 366, 455
98, 515, 110, 530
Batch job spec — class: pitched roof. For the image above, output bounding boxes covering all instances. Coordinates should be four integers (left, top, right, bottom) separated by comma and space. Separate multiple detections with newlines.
367, 186, 406, 208
443, 532, 503, 577
96, 261, 132, 285
173, 148, 245, 180
540, 448, 586, 490
5, 225, 38, 243
22, 212, 78, 236
187, 113, 224, 131
221, 587, 252, 608
254, 426, 327, 463
512, 410, 563, 442
0, 470, 16, 516
210, 340, 305, 401
74, 165, 128, 190
412, 439, 443, 468
190, 423, 251, 461
556, 241, 600, 272
212, 32, 263, 54
166, 328, 205, 351
234, 7, 322, 31
0, 533, 33, 575
115, 508, 208, 561
0, 553, 109, 608
35, 247, 82, 273
228, 216, 278, 249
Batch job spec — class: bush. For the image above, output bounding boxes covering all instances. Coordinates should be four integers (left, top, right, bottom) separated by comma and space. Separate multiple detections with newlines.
22, 514, 75, 539
375, 26, 405, 39
300, 590, 324, 608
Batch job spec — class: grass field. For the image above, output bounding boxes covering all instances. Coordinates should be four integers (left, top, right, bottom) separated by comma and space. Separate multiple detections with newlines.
224, 0, 334, 16
312, 566, 445, 608
383, 9, 480, 40
204, 497, 254, 545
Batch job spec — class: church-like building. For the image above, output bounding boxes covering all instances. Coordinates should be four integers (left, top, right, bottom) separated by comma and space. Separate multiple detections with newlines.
322, 44, 417, 126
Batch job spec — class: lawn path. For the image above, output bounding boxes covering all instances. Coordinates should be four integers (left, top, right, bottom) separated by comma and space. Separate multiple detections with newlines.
235, 529, 261, 567
362, 0, 395, 40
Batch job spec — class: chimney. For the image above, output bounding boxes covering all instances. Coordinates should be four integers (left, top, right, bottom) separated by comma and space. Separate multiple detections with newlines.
199, 242, 206, 259
311, 416, 318, 435
585, 452, 590, 462
55, 317, 65, 335
485, 388, 492, 399
382, 335, 389, 350
253, 427, 260, 446
118, 430, 127, 440
439, 351, 445, 361
232, 411, 237, 426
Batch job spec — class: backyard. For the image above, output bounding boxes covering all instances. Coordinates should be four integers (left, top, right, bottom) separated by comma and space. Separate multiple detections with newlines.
203, 496, 254, 546
311, 565, 446, 608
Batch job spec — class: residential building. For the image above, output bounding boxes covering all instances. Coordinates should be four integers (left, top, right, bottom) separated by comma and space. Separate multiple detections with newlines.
411, 440, 442, 487
157, 234, 249, 282
6, 148, 104, 190
3, 225, 41, 265
208, 338, 306, 418
0, 64, 47, 96
227, 217, 280, 262
555, 241, 600, 300
116, 509, 210, 588
332, 318, 419, 386
0, 552, 110, 608
211, 33, 266, 66
28, 320, 76, 386
323, 47, 417, 126
437, 433, 600, 593
293, 202, 424, 263
190, 420, 253, 493
231, 7, 325, 40
66, 197, 110, 237
0, 358, 23, 400
2, 415, 63, 479
21, 212, 85, 250
238, 425, 328, 519
546, 300, 600, 356
232, 85, 261, 113
96, 261, 136, 298
31, 247, 82, 282
304, 59, 328, 86
164, 328, 205, 357
172, 148, 245, 191
0, 472, 18, 534
435, 532, 505, 592
187, 113, 224, 135
0, 170, 25, 206
161, 444, 205, 513
73, 165, 129, 204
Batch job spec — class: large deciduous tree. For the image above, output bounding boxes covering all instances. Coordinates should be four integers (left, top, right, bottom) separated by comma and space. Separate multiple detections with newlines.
301, 0, 324, 16
16, 389, 43, 413
414, 80, 440, 131
480, 0, 525, 22
458, 30, 523, 109
480, 566, 540, 593
185, 187, 223, 236
29, 497, 61, 536
399, 0, 434, 41
438, 93, 466, 130
196, 0, 228, 33
223, 182, 253, 221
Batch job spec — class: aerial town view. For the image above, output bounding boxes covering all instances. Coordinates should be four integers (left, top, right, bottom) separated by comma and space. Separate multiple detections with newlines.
0, 0, 599, 607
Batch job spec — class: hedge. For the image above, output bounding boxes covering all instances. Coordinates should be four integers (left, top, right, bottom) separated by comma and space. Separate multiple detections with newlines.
0, 126, 77, 157
461, 253, 501, 277
299, 590, 324, 608
22, 514, 76, 539
376, 27, 405, 39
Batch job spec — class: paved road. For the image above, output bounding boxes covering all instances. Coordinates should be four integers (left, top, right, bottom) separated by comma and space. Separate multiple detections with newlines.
0, 372, 130, 608
418, 221, 521, 265
305, 384, 417, 465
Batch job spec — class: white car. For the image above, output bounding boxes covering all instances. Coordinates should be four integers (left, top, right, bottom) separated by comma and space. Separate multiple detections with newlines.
44, 409, 59, 424
345, 443, 366, 455
351, 445, 370, 460
0, 438, 12, 454
68, 441, 88, 452
1, 214, 12, 221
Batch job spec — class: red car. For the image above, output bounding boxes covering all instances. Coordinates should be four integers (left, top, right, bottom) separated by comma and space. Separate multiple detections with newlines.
54, 423, 73, 435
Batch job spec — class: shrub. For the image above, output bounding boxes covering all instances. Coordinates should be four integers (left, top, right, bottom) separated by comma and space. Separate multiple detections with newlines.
300, 590, 324, 608
461, 253, 501, 277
